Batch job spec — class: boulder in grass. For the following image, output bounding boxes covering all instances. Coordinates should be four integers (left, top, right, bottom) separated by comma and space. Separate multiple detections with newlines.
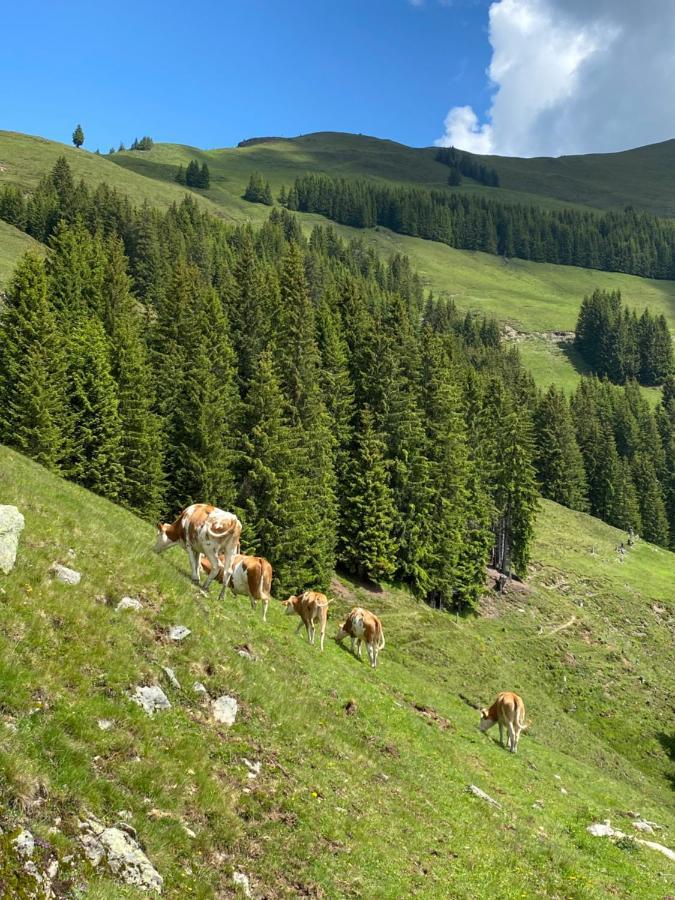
50, 563, 81, 585
130, 686, 171, 716
169, 625, 191, 642
117, 597, 142, 611
79, 817, 163, 893
212, 695, 238, 726
0, 506, 25, 574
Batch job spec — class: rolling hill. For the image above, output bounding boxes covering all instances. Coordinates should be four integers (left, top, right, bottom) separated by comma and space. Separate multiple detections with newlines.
1, 128, 674, 401
1, 445, 674, 897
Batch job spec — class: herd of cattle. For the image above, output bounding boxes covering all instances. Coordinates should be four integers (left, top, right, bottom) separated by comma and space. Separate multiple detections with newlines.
154, 502, 527, 752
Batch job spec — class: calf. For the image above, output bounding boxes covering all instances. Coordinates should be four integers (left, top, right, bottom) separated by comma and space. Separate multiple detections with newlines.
154, 503, 242, 591
335, 606, 385, 668
282, 591, 332, 651
479, 691, 526, 753
201, 553, 273, 621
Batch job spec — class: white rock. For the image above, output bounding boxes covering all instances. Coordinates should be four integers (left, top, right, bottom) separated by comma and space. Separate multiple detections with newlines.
0, 506, 24, 574
560, 787, 568, 795
587, 821, 616, 837
169, 625, 191, 642
79, 817, 163, 893
117, 597, 142, 611
466, 784, 501, 808
162, 667, 181, 690
131, 686, 171, 716
243, 758, 261, 779
212, 695, 238, 726
50, 563, 81, 585
192, 682, 208, 696
182, 823, 197, 839
632, 820, 655, 834
233, 871, 252, 897
12, 828, 34, 858
98, 719, 113, 731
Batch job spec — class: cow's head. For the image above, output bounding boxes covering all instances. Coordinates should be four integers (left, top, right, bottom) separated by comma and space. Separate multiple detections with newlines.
282, 595, 299, 615
479, 708, 495, 732
154, 523, 175, 554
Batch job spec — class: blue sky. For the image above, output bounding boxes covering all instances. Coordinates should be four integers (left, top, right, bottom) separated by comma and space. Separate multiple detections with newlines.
1, 0, 493, 151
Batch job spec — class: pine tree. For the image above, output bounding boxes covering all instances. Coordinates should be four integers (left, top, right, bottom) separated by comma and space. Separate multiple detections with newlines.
174, 165, 186, 185
64, 317, 124, 499
0, 254, 67, 468
631, 453, 669, 545
72, 124, 84, 148
102, 237, 165, 519
342, 407, 398, 581
237, 351, 308, 593
274, 242, 337, 586
199, 163, 211, 189
533, 386, 588, 510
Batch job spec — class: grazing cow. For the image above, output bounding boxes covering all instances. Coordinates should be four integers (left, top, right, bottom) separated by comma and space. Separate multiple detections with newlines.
479, 691, 526, 753
200, 553, 273, 620
282, 591, 332, 651
154, 504, 242, 591
335, 607, 385, 668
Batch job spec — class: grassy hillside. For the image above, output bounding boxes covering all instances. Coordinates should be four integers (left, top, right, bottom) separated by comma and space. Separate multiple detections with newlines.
483, 139, 675, 218
1, 129, 674, 399
0, 220, 44, 286
0, 131, 223, 217
1, 445, 673, 897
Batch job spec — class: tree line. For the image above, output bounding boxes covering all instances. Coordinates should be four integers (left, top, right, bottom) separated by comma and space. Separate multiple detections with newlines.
575, 289, 673, 386
0, 157, 540, 611
278, 173, 675, 280
435, 147, 500, 187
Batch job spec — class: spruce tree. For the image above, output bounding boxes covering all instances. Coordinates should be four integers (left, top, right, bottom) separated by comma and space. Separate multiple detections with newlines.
64, 317, 124, 499
72, 124, 84, 148
631, 453, 669, 545
342, 407, 398, 581
237, 352, 308, 593
102, 237, 165, 519
0, 254, 67, 468
533, 386, 588, 510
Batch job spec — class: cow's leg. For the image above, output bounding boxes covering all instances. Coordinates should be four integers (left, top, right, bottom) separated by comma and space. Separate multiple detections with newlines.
295, 620, 304, 635
201, 547, 220, 590
498, 723, 504, 747
187, 546, 200, 584
308, 621, 315, 645
319, 617, 326, 652
350, 637, 355, 655
356, 638, 363, 659
262, 598, 269, 622
250, 596, 257, 612
512, 725, 520, 753
508, 722, 517, 753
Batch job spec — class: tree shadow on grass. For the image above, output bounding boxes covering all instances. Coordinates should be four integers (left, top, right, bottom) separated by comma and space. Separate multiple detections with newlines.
558, 341, 594, 378
656, 732, 675, 789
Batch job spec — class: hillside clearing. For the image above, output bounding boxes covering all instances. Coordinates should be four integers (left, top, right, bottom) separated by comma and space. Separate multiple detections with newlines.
0, 446, 673, 897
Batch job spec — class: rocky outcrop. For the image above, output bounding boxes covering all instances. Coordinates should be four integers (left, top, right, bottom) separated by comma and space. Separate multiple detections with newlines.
79, 816, 163, 893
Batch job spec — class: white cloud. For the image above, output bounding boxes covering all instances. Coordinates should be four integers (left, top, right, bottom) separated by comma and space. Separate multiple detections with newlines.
435, 0, 675, 157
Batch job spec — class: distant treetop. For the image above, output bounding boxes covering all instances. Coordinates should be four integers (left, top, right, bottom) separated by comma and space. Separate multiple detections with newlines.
72, 124, 84, 149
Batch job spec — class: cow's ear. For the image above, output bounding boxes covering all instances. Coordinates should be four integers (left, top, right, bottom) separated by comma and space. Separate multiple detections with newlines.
480, 708, 488, 719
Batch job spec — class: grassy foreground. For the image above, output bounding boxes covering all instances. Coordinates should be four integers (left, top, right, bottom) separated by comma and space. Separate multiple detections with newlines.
0, 445, 673, 898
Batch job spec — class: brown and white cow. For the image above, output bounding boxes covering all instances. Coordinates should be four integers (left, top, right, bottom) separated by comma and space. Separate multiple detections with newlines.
200, 553, 273, 620
335, 606, 385, 668
282, 591, 333, 651
479, 691, 526, 753
154, 504, 242, 591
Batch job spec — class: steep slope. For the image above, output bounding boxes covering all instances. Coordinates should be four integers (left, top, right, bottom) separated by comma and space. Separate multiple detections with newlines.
1, 445, 673, 897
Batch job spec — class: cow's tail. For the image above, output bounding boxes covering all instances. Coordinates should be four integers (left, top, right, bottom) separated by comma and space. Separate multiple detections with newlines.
207, 518, 239, 540
377, 621, 385, 650
515, 696, 526, 730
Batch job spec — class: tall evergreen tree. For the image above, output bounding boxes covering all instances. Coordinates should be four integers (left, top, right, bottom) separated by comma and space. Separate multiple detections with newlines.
0, 254, 67, 468
533, 386, 588, 510
64, 317, 124, 499
102, 237, 165, 519
72, 124, 84, 148
342, 407, 398, 581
